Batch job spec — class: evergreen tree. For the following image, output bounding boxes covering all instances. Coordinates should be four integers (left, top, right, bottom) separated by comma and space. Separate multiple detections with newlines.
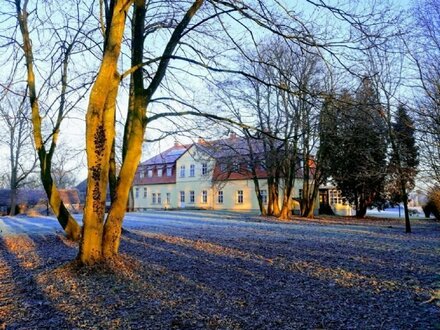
387, 105, 419, 232
321, 79, 388, 217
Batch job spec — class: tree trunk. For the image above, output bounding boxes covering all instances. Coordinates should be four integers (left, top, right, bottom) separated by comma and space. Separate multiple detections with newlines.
9, 187, 17, 216
402, 183, 411, 233
278, 193, 290, 220
16, 2, 81, 240
79, 0, 132, 265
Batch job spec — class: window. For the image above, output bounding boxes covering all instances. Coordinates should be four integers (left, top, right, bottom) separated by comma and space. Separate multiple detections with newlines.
201, 190, 208, 204
148, 169, 153, 178
180, 165, 185, 177
220, 163, 227, 172
329, 190, 343, 205
202, 163, 208, 175
218, 191, 223, 204
166, 167, 172, 176
135, 187, 139, 198
166, 193, 171, 204
237, 190, 244, 204
157, 168, 163, 177
232, 161, 239, 172
152, 193, 157, 204
143, 187, 147, 198
180, 191, 185, 203
189, 190, 195, 203
157, 193, 162, 204
260, 190, 267, 204
189, 164, 195, 177
140, 171, 144, 179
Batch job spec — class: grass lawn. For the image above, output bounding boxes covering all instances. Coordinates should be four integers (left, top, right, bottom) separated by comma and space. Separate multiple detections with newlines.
0, 214, 439, 329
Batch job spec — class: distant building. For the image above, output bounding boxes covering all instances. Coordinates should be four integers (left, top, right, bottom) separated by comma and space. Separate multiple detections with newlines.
131, 134, 308, 213
0, 188, 81, 215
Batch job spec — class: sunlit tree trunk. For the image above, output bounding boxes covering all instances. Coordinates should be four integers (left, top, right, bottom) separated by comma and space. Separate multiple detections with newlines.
15, 0, 81, 240
79, 0, 132, 264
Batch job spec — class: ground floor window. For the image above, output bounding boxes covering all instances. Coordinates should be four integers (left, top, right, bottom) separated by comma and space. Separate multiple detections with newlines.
218, 191, 223, 204
157, 193, 162, 204
152, 193, 156, 204
201, 190, 207, 204
180, 191, 185, 203
135, 187, 139, 199
189, 190, 195, 203
166, 193, 171, 204
260, 190, 267, 204
143, 187, 147, 198
237, 190, 244, 204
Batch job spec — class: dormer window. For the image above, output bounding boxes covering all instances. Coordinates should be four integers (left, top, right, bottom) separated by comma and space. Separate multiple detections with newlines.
157, 168, 163, 177
148, 169, 153, 178
166, 166, 172, 176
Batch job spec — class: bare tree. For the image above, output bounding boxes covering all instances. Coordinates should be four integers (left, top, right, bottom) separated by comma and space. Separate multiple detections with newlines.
0, 88, 38, 215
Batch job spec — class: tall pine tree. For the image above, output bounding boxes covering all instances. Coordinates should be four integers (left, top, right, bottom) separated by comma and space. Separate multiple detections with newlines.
321, 79, 388, 217
387, 105, 419, 232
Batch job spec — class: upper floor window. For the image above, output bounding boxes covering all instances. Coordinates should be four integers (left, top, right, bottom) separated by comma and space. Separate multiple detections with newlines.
237, 190, 244, 204
180, 165, 185, 177
217, 191, 224, 204
166, 167, 172, 176
189, 190, 195, 203
157, 168, 163, 177
189, 164, 195, 177
201, 190, 208, 204
202, 163, 208, 175
148, 169, 153, 178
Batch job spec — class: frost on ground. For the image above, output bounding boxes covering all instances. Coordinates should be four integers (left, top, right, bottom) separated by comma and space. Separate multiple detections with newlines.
0, 214, 439, 329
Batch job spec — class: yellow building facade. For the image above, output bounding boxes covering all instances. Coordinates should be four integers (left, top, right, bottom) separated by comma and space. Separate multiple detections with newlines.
132, 138, 306, 213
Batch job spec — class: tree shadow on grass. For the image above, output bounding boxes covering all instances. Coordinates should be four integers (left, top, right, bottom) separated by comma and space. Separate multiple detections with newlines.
0, 234, 75, 328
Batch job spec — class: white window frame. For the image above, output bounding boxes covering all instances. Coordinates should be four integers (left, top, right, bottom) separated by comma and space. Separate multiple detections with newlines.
217, 191, 223, 204
260, 189, 267, 204
157, 193, 162, 204
166, 192, 171, 204
152, 193, 157, 204
148, 169, 153, 178
189, 164, 195, 177
201, 190, 208, 204
157, 168, 163, 177
202, 163, 208, 175
189, 190, 195, 203
180, 165, 185, 177
166, 167, 172, 176
180, 191, 185, 203
237, 190, 244, 204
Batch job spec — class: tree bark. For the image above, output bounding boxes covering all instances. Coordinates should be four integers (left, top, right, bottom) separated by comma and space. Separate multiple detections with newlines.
15, 0, 81, 240
79, 0, 132, 265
